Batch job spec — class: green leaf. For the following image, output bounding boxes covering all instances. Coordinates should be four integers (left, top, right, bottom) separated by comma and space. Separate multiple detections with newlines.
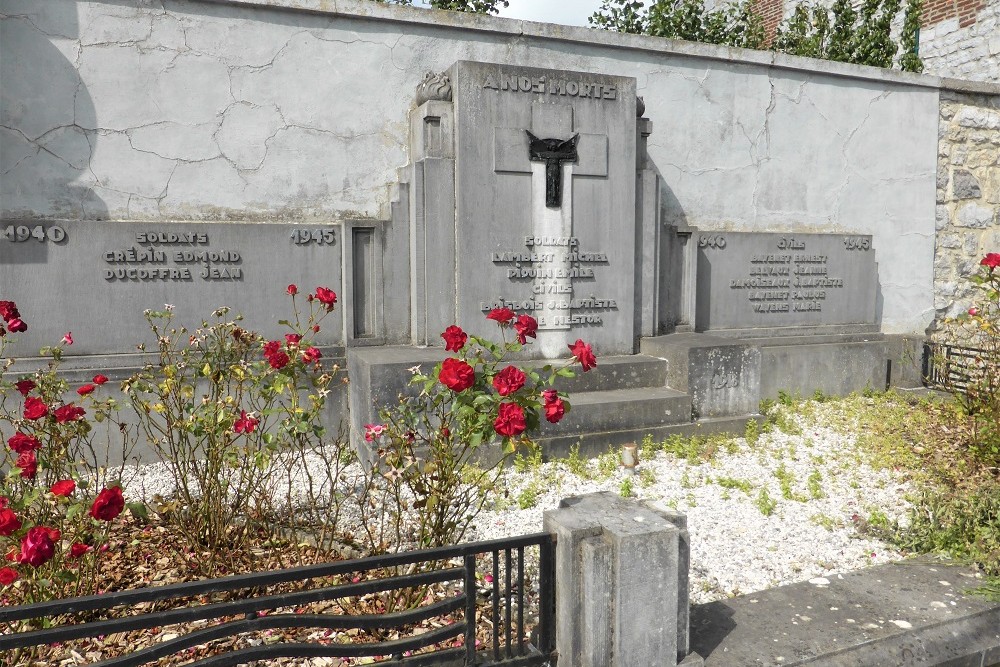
556, 367, 576, 378
127, 502, 150, 521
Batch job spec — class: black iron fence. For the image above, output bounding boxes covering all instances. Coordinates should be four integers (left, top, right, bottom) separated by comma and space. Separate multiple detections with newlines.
0, 532, 556, 667
923, 342, 990, 393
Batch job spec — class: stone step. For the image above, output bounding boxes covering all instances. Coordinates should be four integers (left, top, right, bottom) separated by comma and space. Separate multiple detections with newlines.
529, 353, 669, 392
541, 386, 692, 437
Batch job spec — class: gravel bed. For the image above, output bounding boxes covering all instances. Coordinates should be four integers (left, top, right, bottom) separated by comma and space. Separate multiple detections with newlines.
117, 409, 915, 606
469, 413, 914, 605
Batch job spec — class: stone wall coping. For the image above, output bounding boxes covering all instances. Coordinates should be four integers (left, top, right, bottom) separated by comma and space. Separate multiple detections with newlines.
196, 0, 997, 94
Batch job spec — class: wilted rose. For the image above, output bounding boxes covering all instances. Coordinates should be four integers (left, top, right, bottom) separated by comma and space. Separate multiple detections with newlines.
54, 404, 86, 423
233, 410, 259, 434
14, 379, 35, 396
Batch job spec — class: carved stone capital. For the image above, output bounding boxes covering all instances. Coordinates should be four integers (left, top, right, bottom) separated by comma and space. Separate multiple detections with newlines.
416, 71, 453, 105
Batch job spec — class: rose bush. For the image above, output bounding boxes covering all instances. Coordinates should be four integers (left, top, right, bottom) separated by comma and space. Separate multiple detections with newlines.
949, 253, 1000, 462
123, 289, 339, 568
362, 309, 595, 550
0, 301, 134, 606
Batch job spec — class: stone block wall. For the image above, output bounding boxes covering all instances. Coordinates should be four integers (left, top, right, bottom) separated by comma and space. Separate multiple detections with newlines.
933, 88, 1000, 331
920, 0, 1000, 83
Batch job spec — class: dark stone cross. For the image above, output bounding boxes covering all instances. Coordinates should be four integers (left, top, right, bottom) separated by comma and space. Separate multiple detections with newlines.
526, 131, 579, 208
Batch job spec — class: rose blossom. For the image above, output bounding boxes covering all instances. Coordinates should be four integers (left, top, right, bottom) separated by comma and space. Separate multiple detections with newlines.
0, 567, 17, 586
980, 253, 1000, 269
439, 357, 475, 392
62, 332, 73, 345
93, 374, 109, 385
90, 486, 125, 521
263, 340, 281, 358
23, 396, 49, 420
969, 307, 979, 316
315, 287, 338, 310
543, 389, 566, 424
50, 480, 76, 497
69, 542, 92, 559
301, 346, 322, 363
287, 284, 298, 295
568, 339, 597, 372
54, 404, 86, 423
494, 402, 526, 437
8, 432, 41, 454
0, 509, 22, 536
267, 351, 290, 370
364, 423, 385, 442
514, 315, 537, 345
486, 308, 515, 324
233, 410, 259, 434
441, 325, 467, 352
0, 301, 20, 322
16, 451, 37, 479
77, 384, 96, 396
14, 379, 35, 396
18, 526, 59, 568
492, 365, 527, 397
285, 333, 302, 346
7, 318, 26, 333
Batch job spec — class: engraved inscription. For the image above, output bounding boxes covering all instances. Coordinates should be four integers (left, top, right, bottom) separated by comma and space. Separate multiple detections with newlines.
711, 368, 740, 390
2, 223, 66, 243
483, 72, 618, 101
722, 237, 867, 315
483, 235, 615, 329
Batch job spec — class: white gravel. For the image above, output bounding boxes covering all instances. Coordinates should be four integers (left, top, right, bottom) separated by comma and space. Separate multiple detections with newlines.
117, 407, 915, 606
469, 412, 914, 604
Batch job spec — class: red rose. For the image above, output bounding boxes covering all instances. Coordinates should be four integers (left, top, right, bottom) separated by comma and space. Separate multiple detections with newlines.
0, 497, 7, 509
568, 339, 597, 372
89, 486, 125, 521
92, 374, 109, 385
287, 284, 298, 295
61, 332, 73, 345
77, 384, 96, 396
54, 404, 86, 423
494, 402, 526, 437
543, 389, 566, 424
263, 340, 281, 358
23, 397, 48, 420
285, 333, 302, 346
18, 526, 58, 568
514, 315, 537, 345
487, 308, 515, 324
0, 567, 18, 586
69, 542, 92, 559
16, 451, 37, 479
969, 307, 979, 316
492, 365, 526, 397
14, 379, 35, 396
0, 509, 22, 536
233, 410, 259, 434
8, 318, 27, 333
301, 346, 322, 363
441, 325, 467, 352
439, 357, 475, 392
364, 423, 385, 442
981, 253, 1000, 269
8, 432, 41, 454
0, 301, 20, 322
315, 287, 337, 310
50, 480, 76, 497
268, 351, 290, 369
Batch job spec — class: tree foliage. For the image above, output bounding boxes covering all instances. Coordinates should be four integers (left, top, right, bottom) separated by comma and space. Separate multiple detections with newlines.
590, 0, 924, 72
374, 0, 510, 14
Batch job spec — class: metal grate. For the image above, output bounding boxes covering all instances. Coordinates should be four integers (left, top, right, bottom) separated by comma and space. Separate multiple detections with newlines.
0, 532, 557, 667
923, 342, 991, 394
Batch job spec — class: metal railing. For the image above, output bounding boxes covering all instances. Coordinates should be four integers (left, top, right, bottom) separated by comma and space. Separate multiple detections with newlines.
0, 532, 557, 667
923, 342, 991, 394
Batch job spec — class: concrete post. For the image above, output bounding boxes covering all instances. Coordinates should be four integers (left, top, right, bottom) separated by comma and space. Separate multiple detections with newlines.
543, 491, 703, 667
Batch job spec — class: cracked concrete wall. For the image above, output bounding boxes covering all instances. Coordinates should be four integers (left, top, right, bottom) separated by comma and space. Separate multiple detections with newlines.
0, 0, 941, 334
932, 89, 1000, 331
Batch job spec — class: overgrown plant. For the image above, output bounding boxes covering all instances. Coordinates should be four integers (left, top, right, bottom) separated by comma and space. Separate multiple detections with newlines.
363, 308, 595, 550
123, 287, 337, 570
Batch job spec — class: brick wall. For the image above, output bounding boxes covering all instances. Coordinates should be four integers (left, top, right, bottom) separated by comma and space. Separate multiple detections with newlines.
751, 0, 786, 42
919, 0, 1000, 82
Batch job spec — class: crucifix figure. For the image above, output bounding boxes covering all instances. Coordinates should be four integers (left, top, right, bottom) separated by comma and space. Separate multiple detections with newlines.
526, 131, 579, 208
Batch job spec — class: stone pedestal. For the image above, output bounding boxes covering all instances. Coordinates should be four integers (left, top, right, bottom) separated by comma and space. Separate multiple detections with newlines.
543, 492, 702, 667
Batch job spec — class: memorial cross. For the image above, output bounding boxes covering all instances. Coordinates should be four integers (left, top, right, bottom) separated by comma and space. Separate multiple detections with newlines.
526, 131, 579, 208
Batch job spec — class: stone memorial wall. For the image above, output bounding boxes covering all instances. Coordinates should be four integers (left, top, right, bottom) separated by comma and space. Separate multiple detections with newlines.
0, 221, 346, 357
695, 232, 877, 333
